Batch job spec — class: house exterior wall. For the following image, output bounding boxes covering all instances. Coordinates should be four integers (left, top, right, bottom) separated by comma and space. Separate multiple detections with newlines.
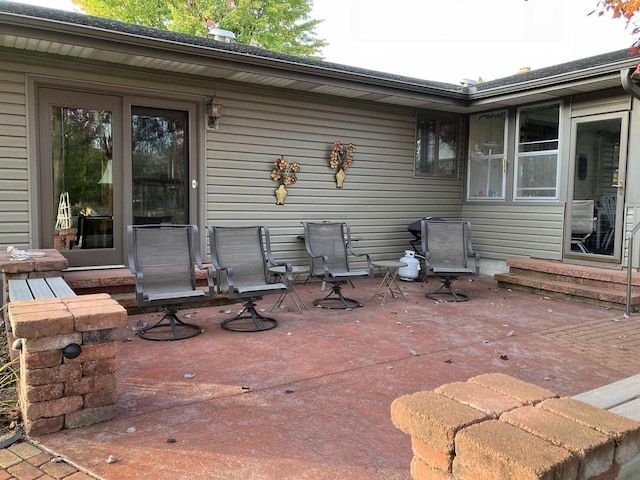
0, 49, 637, 275
626, 97, 640, 207
461, 204, 564, 262
204, 85, 463, 268
0, 53, 464, 269
0, 67, 29, 248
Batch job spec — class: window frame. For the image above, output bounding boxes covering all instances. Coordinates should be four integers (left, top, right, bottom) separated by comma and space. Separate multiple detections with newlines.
414, 111, 462, 178
466, 110, 508, 201
513, 102, 561, 201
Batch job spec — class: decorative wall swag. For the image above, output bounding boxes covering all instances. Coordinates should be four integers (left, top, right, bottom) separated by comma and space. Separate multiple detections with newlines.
329, 141, 356, 188
270, 155, 300, 205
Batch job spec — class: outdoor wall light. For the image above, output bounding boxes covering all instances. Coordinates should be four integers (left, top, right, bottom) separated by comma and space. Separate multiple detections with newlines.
206, 98, 222, 129
63, 343, 82, 360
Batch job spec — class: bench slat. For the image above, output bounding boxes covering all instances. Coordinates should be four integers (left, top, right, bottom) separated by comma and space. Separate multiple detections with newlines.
46, 277, 76, 298
8, 279, 34, 301
8, 277, 76, 302
573, 373, 640, 410
26, 278, 56, 299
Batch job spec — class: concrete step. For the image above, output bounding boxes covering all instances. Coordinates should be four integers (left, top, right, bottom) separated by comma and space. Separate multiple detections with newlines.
494, 259, 640, 310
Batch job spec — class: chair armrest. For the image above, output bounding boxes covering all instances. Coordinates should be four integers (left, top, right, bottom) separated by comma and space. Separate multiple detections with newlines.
225, 266, 236, 292
267, 258, 294, 286
318, 255, 331, 277
344, 233, 373, 277
344, 244, 373, 278
195, 261, 215, 291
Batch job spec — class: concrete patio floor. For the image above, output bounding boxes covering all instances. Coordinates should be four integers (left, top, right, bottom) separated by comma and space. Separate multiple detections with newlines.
31, 275, 640, 479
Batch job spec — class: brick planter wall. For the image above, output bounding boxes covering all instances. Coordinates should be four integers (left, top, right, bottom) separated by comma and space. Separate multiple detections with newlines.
391, 373, 640, 480
8, 294, 127, 436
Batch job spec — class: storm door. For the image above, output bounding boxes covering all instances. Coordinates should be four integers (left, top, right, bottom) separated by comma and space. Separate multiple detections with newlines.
566, 112, 628, 261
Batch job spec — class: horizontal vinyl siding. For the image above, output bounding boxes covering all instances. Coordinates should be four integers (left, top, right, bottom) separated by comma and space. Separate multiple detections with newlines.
461, 204, 564, 261
0, 69, 29, 247
625, 206, 640, 269
206, 88, 463, 267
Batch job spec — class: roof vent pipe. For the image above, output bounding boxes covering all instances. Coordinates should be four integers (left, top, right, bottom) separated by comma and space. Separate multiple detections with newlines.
460, 78, 477, 87
208, 28, 236, 43
460, 78, 477, 93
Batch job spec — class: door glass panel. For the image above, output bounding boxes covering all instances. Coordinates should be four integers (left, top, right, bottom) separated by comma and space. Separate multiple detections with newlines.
50, 106, 114, 249
570, 118, 621, 256
131, 108, 188, 224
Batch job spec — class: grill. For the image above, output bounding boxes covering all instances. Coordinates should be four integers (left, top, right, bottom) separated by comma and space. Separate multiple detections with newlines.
408, 217, 444, 250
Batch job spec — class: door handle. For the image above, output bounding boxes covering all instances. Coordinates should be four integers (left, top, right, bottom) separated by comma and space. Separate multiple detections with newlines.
191, 179, 198, 189
612, 180, 624, 194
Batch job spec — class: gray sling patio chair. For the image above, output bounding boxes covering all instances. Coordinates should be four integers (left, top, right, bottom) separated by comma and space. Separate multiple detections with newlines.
301, 221, 373, 309
571, 199, 596, 253
207, 225, 292, 332
127, 224, 215, 341
420, 220, 479, 302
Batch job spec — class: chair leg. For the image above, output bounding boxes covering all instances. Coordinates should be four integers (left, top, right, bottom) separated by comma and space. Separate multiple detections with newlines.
425, 277, 469, 302
221, 300, 278, 332
313, 282, 362, 309
137, 307, 203, 341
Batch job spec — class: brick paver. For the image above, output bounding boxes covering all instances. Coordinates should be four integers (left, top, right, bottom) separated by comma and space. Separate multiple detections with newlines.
537, 315, 640, 376
0, 439, 100, 480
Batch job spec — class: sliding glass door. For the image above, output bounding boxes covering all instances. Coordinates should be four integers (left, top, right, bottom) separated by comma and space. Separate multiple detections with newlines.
38, 88, 197, 268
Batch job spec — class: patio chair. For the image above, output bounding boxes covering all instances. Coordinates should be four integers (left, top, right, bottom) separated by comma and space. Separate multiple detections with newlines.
127, 224, 214, 341
301, 221, 373, 309
420, 220, 479, 302
207, 225, 292, 332
571, 199, 596, 253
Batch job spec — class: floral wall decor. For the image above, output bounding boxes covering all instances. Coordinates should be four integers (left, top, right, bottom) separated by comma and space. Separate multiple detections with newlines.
270, 155, 300, 205
329, 141, 356, 188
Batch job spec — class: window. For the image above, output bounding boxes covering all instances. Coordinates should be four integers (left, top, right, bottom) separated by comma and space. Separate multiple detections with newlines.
415, 113, 460, 177
514, 103, 560, 199
467, 111, 506, 199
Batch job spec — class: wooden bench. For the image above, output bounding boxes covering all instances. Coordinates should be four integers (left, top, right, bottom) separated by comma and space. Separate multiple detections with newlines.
573, 374, 640, 480
8, 277, 76, 301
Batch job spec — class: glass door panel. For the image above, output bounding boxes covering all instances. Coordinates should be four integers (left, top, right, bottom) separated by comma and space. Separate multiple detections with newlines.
131, 107, 188, 225
566, 112, 628, 260
51, 106, 114, 248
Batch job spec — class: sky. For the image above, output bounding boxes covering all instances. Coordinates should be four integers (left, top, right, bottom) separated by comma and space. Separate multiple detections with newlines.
8, 0, 639, 84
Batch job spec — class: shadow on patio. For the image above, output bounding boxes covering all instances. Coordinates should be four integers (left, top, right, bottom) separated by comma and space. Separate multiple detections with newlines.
33, 275, 640, 479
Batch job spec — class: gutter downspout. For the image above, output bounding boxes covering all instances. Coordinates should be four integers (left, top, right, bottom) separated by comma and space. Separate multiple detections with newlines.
621, 66, 640, 99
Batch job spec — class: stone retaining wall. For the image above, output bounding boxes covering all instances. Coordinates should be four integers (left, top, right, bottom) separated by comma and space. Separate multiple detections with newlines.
391, 373, 640, 480
8, 294, 127, 436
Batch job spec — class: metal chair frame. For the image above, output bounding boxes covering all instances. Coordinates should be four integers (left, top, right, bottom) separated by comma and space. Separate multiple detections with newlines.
302, 221, 372, 309
127, 224, 214, 341
207, 225, 292, 332
420, 220, 479, 302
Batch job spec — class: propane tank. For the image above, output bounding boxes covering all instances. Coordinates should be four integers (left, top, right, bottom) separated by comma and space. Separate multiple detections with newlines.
398, 250, 420, 281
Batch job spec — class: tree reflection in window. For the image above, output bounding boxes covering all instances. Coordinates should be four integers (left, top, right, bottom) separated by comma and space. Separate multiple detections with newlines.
131, 108, 188, 224
50, 106, 113, 222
